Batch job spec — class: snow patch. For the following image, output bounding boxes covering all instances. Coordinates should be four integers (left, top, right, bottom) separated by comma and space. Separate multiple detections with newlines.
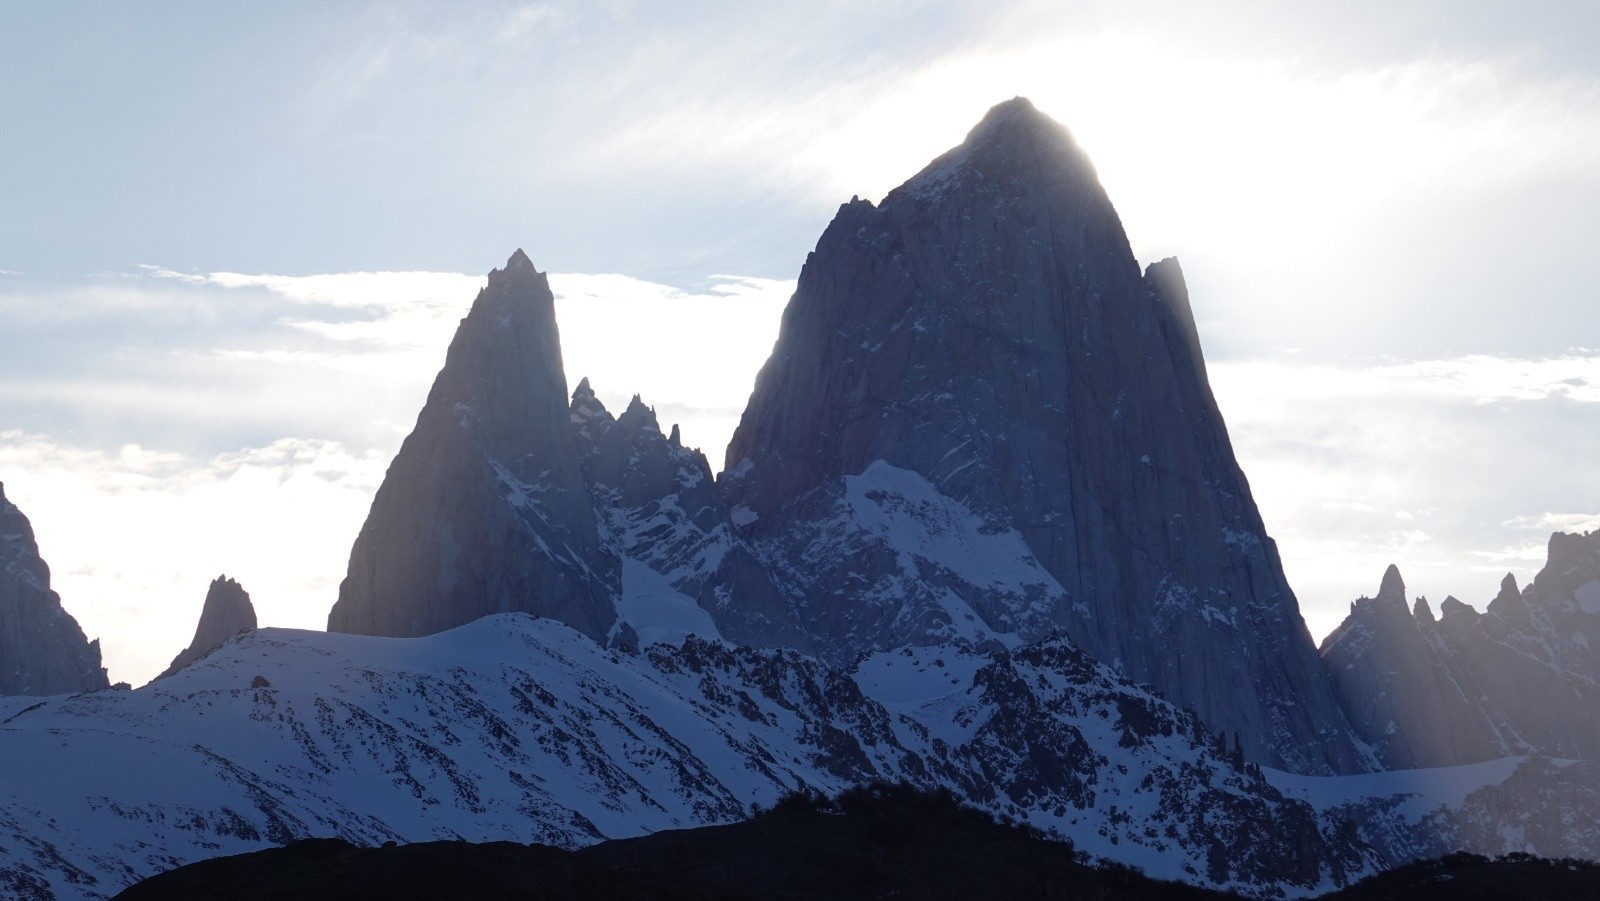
1267, 756, 1522, 819
852, 646, 986, 705
613, 557, 722, 647
1575, 580, 1600, 615
842, 461, 1062, 597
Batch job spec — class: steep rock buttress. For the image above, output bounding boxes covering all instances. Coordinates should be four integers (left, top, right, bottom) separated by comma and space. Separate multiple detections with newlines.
328, 251, 619, 640
0, 483, 109, 695
721, 98, 1364, 774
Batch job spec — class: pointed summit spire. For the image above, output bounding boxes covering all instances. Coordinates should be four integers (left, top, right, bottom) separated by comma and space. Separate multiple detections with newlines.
898, 95, 1101, 205
1378, 565, 1406, 605
157, 576, 257, 680
488, 248, 542, 291
1413, 596, 1436, 624
619, 394, 661, 434
329, 252, 618, 642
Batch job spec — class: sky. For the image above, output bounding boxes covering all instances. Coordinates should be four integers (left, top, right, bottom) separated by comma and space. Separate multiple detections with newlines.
2, 1, 1597, 686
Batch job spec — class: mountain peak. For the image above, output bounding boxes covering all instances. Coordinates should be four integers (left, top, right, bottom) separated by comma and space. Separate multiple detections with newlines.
1413, 596, 1436, 624
619, 395, 660, 434
965, 95, 1048, 142
1378, 564, 1406, 605
488, 248, 543, 290
722, 96, 1363, 774
328, 252, 618, 643
899, 97, 1097, 202
158, 576, 257, 680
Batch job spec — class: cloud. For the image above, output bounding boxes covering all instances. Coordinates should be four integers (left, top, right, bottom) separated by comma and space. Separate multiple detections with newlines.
1210, 353, 1600, 638
550, 272, 791, 461
0, 262, 792, 686
1504, 512, 1600, 534
1212, 353, 1600, 407
0, 431, 387, 687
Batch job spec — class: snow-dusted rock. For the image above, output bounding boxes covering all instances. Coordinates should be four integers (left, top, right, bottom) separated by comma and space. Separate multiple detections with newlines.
328, 251, 620, 642
721, 97, 1363, 774
0, 483, 107, 697
156, 576, 258, 681
567, 381, 807, 652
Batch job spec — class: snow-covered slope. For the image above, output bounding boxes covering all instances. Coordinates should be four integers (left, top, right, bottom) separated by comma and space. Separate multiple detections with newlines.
1271, 755, 1600, 868
0, 615, 1372, 899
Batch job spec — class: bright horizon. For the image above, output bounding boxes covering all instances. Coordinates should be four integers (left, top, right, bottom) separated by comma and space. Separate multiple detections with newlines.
3, 2, 1598, 685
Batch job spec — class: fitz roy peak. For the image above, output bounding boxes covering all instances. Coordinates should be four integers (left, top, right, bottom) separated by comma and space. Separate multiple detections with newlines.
723, 97, 1363, 774
324, 99, 1363, 773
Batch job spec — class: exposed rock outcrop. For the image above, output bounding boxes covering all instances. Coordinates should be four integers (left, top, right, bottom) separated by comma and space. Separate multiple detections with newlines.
156, 576, 258, 680
327, 251, 619, 641
0, 483, 108, 696
1322, 530, 1600, 767
1320, 566, 1504, 768
569, 382, 805, 651
719, 97, 1363, 774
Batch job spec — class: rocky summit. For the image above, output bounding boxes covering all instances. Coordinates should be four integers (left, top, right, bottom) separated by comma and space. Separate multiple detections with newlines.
327, 250, 620, 642
721, 97, 1363, 774
156, 575, 258, 681
0, 482, 108, 696
1323, 530, 1600, 769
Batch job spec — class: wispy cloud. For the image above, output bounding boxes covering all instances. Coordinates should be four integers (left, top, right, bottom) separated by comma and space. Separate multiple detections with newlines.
1213, 353, 1600, 406
1504, 512, 1600, 534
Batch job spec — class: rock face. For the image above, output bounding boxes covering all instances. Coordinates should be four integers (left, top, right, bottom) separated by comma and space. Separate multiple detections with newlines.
156, 576, 258, 680
568, 383, 804, 651
0, 484, 108, 696
1322, 530, 1600, 768
327, 251, 620, 641
1319, 567, 1504, 769
720, 97, 1363, 774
